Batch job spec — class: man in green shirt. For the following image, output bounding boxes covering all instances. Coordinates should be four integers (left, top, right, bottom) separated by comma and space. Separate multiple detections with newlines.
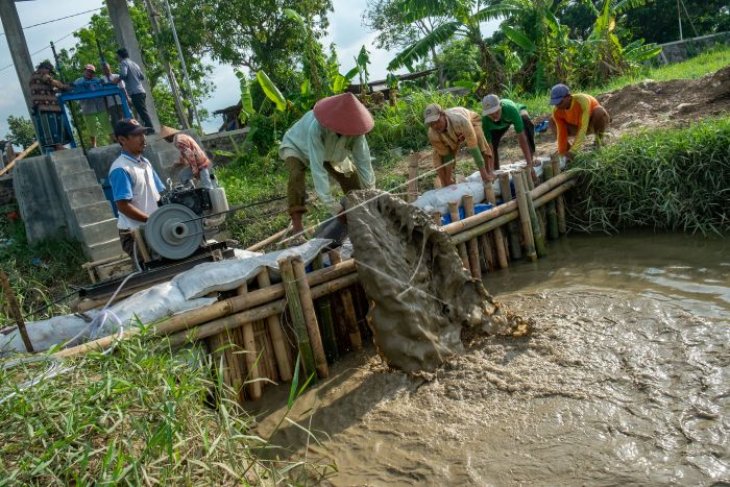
481, 94, 536, 175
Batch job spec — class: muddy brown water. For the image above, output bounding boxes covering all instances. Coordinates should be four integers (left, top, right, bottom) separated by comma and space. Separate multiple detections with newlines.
254, 232, 729, 486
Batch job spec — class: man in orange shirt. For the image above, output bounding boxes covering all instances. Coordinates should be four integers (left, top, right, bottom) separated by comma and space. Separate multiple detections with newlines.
549, 84, 610, 160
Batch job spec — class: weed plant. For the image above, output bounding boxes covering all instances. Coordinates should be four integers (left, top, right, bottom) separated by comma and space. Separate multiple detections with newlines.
0, 333, 323, 485
570, 116, 730, 235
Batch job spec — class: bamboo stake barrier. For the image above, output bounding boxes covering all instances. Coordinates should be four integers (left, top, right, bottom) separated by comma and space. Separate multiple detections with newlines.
0, 270, 33, 352
498, 172, 522, 260
256, 269, 292, 381
521, 171, 547, 258
313, 255, 339, 362
552, 158, 568, 235
329, 250, 363, 351
452, 180, 576, 245
0, 141, 39, 177
279, 257, 316, 377
448, 201, 470, 270
513, 170, 537, 262
543, 165, 560, 240
484, 183, 509, 269
462, 195, 481, 279
291, 257, 329, 379
236, 282, 262, 401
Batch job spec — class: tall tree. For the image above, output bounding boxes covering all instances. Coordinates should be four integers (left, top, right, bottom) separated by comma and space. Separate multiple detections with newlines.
386, 0, 519, 94
5, 115, 37, 151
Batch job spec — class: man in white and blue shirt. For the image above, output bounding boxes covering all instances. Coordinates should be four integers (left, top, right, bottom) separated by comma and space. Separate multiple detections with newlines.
109, 119, 165, 260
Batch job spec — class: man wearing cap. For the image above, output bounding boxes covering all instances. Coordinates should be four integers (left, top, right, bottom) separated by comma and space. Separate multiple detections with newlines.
279, 92, 376, 234
114, 48, 154, 132
73, 64, 112, 148
28, 60, 72, 151
108, 119, 165, 261
424, 104, 494, 187
160, 126, 215, 188
549, 83, 610, 160
481, 94, 536, 176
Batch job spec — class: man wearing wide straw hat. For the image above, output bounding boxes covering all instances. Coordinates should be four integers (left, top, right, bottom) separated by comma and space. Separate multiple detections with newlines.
424, 103, 495, 187
160, 126, 215, 188
279, 92, 376, 233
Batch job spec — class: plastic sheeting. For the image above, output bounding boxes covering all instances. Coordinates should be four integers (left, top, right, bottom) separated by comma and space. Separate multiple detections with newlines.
0, 239, 333, 355
174, 238, 333, 300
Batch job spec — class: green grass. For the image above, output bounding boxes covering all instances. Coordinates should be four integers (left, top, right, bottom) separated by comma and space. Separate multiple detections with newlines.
569, 115, 730, 235
0, 333, 325, 485
518, 46, 730, 118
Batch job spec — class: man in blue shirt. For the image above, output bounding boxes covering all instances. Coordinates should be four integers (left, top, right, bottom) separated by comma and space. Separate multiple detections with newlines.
114, 48, 155, 132
108, 119, 164, 260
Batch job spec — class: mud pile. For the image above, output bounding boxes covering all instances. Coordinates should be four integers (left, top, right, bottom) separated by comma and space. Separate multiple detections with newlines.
344, 190, 525, 372
598, 65, 730, 130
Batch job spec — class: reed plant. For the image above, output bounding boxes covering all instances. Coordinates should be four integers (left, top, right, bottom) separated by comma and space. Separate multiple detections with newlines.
0, 333, 320, 485
570, 116, 730, 235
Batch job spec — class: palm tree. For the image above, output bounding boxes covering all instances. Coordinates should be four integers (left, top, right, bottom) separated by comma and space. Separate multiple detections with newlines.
387, 0, 519, 94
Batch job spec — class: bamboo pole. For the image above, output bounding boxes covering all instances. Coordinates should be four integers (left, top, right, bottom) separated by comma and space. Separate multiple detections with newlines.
291, 257, 329, 379
462, 195, 481, 279
279, 257, 316, 377
448, 201, 470, 270
256, 269, 292, 381
0, 141, 39, 177
329, 250, 362, 351
542, 164, 559, 240
452, 180, 576, 244
246, 224, 291, 252
0, 270, 33, 352
552, 158, 568, 235
513, 170, 537, 262
441, 171, 576, 236
483, 183, 509, 269
235, 282, 262, 401
313, 255, 338, 362
407, 153, 419, 203
522, 171, 547, 258
499, 172, 522, 260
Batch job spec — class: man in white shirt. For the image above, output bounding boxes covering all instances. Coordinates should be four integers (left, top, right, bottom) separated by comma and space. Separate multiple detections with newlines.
108, 119, 165, 261
101, 62, 130, 126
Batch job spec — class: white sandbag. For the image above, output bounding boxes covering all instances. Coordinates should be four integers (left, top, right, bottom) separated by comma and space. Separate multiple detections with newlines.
0, 314, 96, 354
413, 181, 487, 215
107, 281, 217, 325
174, 238, 333, 300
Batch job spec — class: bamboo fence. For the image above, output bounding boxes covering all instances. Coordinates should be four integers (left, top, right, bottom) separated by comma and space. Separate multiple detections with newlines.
53, 166, 578, 405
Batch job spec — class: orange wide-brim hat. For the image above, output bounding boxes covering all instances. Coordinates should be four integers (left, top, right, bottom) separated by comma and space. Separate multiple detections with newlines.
313, 93, 375, 136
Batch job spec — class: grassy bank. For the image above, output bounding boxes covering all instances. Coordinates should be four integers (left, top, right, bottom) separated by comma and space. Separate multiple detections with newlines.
0, 334, 313, 485
570, 116, 730, 235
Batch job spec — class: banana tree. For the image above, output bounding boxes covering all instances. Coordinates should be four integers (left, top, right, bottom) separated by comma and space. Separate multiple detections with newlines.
387, 0, 520, 95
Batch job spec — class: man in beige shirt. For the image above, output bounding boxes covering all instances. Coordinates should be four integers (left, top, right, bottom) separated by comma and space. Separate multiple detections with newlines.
425, 103, 495, 187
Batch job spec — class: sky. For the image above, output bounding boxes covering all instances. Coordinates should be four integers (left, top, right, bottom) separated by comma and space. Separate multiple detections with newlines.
0, 0, 496, 137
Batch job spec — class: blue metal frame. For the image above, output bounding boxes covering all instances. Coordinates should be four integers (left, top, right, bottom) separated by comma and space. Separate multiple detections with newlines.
57, 83, 133, 149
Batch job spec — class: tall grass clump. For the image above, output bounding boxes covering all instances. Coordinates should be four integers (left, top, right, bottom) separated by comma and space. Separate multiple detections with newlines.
571, 116, 730, 235
0, 334, 305, 485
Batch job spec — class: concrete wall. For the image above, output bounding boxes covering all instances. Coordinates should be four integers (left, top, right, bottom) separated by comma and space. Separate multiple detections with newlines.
13, 154, 69, 242
201, 128, 249, 165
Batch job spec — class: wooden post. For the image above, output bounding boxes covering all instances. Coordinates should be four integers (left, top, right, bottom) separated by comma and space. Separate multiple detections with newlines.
329, 250, 363, 351
278, 257, 316, 377
407, 153, 419, 203
542, 164, 560, 240
291, 257, 329, 379
521, 171, 548, 258
246, 224, 291, 252
513, 170, 537, 262
498, 172, 522, 260
312, 254, 339, 363
235, 282, 262, 401
552, 158, 568, 235
448, 201, 470, 270
483, 183, 509, 269
256, 269, 292, 381
462, 195, 481, 279
0, 270, 33, 352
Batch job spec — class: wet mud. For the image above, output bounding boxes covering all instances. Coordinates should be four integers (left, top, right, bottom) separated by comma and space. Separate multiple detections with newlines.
254, 233, 729, 486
